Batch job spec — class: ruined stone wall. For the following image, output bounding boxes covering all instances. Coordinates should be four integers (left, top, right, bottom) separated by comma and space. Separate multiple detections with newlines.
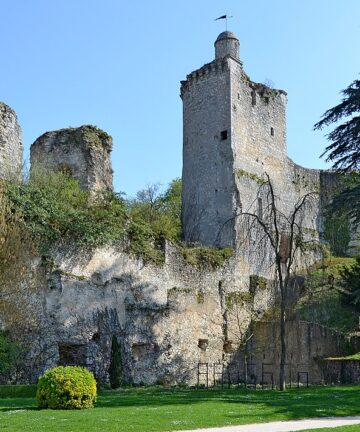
234, 320, 360, 386
28, 242, 276, 385
22, 242, 359, 387
30, 125, 113, 193
0, 102, 23, 180
321, 360, 360, 384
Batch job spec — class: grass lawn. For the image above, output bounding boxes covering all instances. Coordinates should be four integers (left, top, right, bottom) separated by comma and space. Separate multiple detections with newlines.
299, 427, 360, 432
1, 385, 360, 431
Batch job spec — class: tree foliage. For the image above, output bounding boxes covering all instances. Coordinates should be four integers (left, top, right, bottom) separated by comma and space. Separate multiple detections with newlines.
108, 336, 122, 389
340, 256, 360, 311
315, 78, 360, 170
5, 169, 127, 253
127, 178, 182, 243
315, 78, 360, 226
0, 331, 21, 381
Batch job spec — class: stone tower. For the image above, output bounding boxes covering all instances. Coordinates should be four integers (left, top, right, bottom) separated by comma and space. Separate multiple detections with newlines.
30, 125, 113, 193
0, 102, 23, 179
181, 31, 299, 248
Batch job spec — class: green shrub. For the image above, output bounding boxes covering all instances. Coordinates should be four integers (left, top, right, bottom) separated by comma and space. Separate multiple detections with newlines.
182, 246, 233, 269
36, 366, 97, 409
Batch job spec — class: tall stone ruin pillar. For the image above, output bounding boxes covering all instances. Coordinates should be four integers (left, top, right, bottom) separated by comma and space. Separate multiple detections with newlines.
0, 102, 23, 179
30, 125, 113, 193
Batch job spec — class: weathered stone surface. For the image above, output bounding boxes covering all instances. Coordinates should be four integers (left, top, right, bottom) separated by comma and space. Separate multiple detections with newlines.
19, 242, 358, 387
181, 32, 323, 252
321, 359, 360, 384
30, 125, 113, 193
0, 102, 23, 180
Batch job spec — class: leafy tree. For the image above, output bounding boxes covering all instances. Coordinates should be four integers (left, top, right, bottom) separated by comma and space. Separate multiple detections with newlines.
128, 178, 182, 243
314, 78, 360, 225
0, 331, 21, 381
108, 336, 122, 389
340, 256, 360, 311
315, 78, 360, 170
5, 168, 127, 252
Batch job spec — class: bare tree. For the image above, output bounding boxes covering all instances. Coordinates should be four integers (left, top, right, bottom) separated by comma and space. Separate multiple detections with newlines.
237, 173, 320, 390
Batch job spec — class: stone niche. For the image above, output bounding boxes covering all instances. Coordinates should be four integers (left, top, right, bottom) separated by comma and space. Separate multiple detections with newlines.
58, 343, 87, 366
30, 125, 113, 193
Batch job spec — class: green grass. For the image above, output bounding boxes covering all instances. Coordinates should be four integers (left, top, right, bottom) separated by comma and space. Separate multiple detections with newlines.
0, 384, 37, 398
299, 427, 360, 432
1, 385, 360, 431
326, 353, 360, 361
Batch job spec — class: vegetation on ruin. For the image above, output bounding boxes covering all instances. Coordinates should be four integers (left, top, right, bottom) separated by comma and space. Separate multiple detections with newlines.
249, 274, 268, 291
297, 257, 359, 334
325, 352, 360, 361
339, 256, 360, 312
3, 172, 230, 267
1, 385, 360, 431
225, 291, 253, 309
236, 168, 266, 185
181, 245, 233, 269
3, 172, 231, 267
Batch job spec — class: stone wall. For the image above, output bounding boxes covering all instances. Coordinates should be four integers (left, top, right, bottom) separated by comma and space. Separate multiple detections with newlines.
180, 31, 350, 264
181, 58, 234, 247
232, 319, 360, 386
23, 242, 277, 385
19, 242, 359, 387
0, 102, 23, 180
30, 125, 113, 193
320, 360, 360, 384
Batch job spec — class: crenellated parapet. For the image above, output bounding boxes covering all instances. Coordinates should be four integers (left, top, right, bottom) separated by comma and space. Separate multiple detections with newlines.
180, 57, 234, 98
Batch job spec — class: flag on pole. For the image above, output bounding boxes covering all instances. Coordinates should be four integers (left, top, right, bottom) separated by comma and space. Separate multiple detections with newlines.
215, 15, 227, 20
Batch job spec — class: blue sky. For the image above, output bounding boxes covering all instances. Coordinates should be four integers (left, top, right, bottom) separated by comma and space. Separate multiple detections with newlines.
1, 0, 359, 196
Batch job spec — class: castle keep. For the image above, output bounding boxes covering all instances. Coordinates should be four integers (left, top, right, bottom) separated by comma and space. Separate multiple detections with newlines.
0, 31, 358, 387
181, 31, 324, 250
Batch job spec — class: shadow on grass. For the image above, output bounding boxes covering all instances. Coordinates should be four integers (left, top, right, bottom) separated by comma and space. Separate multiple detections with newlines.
1, 385, 360, 422
94, 385, 360, 418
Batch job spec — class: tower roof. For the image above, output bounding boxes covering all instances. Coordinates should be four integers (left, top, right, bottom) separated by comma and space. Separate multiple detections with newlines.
215, 31, 239, 42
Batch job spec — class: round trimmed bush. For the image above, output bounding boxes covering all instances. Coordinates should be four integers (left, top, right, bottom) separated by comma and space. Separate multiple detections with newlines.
36, 366, 97, 409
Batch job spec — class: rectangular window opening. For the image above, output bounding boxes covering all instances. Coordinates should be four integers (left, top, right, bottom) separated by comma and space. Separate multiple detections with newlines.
251, 90, 256, 106
270, 127, 274, 136
220, 130, 228, 141
257, 197, 263, 221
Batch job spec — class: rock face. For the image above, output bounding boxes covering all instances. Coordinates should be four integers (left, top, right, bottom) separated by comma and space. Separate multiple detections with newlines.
30, 125, 113, 193
28, 244, 358, 387
0, 102, 23, 179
